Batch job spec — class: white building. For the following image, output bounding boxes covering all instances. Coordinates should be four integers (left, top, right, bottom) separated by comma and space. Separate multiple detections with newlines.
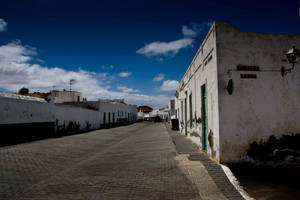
175, 21, 300, 163
0, 91, 138, 142
150, 108, 169, 120
48, 90, 83, 103
98, 99, 137, 127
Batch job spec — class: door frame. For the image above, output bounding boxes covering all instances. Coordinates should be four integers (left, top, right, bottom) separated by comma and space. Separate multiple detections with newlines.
201, 84, 207, 151
184, 98, 187, 135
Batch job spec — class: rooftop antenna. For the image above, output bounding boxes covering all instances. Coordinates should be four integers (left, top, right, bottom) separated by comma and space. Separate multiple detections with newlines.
69, 79, 75, 91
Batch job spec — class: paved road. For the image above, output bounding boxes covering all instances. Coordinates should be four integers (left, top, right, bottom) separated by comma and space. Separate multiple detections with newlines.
0, 122, 235, 200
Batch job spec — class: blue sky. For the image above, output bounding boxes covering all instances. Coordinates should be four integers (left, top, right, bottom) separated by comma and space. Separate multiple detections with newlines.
0, 0, 299, 108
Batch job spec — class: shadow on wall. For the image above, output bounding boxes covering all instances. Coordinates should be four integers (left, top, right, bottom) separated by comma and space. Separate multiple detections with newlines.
0, 122, 55, 147
0, 119, 136, 147
247, 133, 300, 165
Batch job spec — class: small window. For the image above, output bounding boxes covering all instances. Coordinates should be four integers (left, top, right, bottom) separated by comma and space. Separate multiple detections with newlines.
240, 74, 257, 79
207, 55, 213, 63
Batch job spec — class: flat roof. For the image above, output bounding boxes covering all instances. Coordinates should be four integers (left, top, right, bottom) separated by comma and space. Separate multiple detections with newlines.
0, 92, 47, 103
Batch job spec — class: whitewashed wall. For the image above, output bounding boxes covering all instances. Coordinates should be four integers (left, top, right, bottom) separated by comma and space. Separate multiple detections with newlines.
98, 101, 137, 125
0, 96, 101, 133
0, 95, 137, 137
0, 96, 54, 124
48, 90, 83, 104
216, 21, 300, 163
54, 105, 100, 131
176, 22, 221, 161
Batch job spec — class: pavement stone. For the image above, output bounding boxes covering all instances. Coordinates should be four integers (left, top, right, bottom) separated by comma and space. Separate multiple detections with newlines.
166, 124, 244, 200
0, 122, 201, 200
0, 122, 244, 200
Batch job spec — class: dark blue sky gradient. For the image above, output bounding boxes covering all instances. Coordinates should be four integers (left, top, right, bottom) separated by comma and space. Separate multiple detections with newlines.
0, 0, 299, 97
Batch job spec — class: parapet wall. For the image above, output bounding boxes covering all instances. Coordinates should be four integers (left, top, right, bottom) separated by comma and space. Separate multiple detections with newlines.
0, 96, 101, 137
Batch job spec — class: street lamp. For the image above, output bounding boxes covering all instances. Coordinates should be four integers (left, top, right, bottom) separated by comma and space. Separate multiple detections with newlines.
281, 46, 300, 76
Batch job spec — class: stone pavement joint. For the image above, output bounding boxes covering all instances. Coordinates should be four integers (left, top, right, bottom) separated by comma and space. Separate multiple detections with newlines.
1, 122, 203, 200
166, 124, 245, 200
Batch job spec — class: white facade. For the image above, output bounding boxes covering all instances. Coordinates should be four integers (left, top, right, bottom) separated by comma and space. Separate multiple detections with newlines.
0, 93, 138, 136
98, 100, 137, 125
149, 109, 169, 120
48, 90, 83, 104
175, 21, 300, 163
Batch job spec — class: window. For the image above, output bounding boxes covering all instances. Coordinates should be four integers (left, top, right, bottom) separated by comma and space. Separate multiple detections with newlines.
207, 55, 213, 63
103, 112, 106, 124
240, 74, 257, 79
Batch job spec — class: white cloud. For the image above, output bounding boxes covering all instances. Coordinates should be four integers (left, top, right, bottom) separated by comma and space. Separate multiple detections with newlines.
101, 64, 114, 70
137, 38, 193, 57
153, 73, 165, 82
182, 22, 212, 38
160, 80, 179, 91
117, 85, 139, 93
137, 21, 212, 58
0, 18, 7, 32
182, 25, 197, 37
117, 71, 131, 77
0, 41, 171, 108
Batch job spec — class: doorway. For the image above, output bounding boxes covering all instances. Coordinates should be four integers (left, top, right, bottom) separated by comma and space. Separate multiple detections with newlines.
201, 84, 207, 151
113, 112, 115, 124
103, 112, 106, 126
184, 98, 187, 135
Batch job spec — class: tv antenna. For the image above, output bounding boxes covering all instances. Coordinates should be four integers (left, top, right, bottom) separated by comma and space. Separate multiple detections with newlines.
69, 79, 76, 91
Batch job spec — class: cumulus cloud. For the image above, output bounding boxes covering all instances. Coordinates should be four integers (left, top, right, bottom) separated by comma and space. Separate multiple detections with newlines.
153, 73, 165, 82
117, 71, 131, 77
117, 85, 139, 93
101, 64, 114, 70
0, 41, 171, 108
0, 18, 7, 31
182, 25, 197, 37
160, 80, 179, 91
137, 21, 211, 58
182, 22, 212, 38
137, 38, 193, 57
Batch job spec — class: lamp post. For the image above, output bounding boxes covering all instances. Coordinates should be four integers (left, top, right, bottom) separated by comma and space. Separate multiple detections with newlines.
281, 46, 300, 76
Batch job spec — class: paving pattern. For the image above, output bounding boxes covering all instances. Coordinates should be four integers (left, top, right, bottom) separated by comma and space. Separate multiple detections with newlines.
166, 126, 244, 200
0, 122, 204, 200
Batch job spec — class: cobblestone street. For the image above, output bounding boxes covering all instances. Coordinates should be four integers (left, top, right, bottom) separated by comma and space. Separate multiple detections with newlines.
0, 122, 241, 200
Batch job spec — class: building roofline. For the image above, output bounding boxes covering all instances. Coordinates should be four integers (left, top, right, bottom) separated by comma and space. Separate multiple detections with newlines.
177, 20, 300, 92
179, 21, 216, 88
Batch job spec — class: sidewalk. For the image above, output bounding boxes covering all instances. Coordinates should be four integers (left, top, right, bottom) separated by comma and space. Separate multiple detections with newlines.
165, 123, 245, 200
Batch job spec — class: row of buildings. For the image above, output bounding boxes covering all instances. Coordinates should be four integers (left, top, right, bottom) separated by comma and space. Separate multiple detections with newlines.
174, 21, 300, 164
137, 105, 170, 121
0, 90, 138, 145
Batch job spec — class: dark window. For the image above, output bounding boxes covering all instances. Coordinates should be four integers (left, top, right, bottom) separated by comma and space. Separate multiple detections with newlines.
240, 74, 257, 79
103, 112, 106, 124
